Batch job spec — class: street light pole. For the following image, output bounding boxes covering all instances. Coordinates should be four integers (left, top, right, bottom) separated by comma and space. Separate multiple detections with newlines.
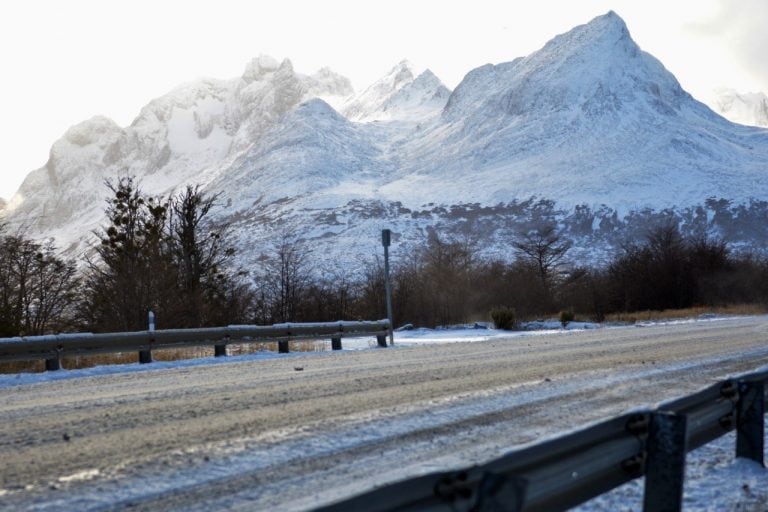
382, 229, 394, 346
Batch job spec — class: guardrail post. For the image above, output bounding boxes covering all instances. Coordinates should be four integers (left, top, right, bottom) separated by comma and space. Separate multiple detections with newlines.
331, 337, 342, 350
45, 355, 61, 372
376, 334, 387, 348
215, 342, 227, 357
139, 348, 152, 364
278, 340, 290, 353
643, 411, 687, 512
736, 380, 765, 466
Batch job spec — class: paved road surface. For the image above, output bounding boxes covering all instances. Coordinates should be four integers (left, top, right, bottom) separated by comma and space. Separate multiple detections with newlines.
1, 317, 767, 510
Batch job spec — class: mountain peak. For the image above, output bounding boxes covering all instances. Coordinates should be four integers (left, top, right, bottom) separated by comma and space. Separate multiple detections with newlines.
385, 60, 416, 89
342, 61, 450, 121
543, 10, 635, 60
596, 10, 627, 28
63, 116, 123, 147
709, 87, 768, 127
444, 10, 684, 122
241, 55, 283, 82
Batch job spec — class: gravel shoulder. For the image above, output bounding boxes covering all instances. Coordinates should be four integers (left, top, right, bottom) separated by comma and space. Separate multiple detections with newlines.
1, 317, 768, 510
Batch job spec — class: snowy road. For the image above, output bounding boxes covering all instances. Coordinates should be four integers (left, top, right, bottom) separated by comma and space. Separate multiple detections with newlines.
1, 317, 768, 511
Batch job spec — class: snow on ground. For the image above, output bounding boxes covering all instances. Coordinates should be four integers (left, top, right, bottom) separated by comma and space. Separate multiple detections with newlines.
576, 432, 768, 511
1, 314, 767, 511
0, 314, 754, 389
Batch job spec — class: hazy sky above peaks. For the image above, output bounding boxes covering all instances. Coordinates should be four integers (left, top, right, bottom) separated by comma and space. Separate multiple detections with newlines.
0, 0, 766, 200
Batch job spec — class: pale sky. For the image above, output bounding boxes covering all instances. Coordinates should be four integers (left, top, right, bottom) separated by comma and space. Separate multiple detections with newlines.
1, 0, 766, 200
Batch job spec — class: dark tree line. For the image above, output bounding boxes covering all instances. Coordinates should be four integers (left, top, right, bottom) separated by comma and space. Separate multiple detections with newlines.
0, 227, 79, 336
3, 182, 768, 338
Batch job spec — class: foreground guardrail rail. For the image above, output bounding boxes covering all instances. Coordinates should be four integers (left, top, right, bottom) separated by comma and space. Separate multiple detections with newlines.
316, 368, 767, 512
0, 320, 390, 371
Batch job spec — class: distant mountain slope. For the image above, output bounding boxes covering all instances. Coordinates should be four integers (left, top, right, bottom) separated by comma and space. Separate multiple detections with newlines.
3, 12, 768, 269
2, 57, 352, 249
383, 11, 768, 210
709, 87, 768, 128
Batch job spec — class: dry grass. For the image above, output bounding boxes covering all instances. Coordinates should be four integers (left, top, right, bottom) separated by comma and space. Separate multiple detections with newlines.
605, 304, 768, 324
0, 338, 332, 375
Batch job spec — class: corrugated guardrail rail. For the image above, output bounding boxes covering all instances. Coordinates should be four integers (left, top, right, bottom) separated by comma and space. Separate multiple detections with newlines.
0, 320, 390, 371
316, 368, 767, 512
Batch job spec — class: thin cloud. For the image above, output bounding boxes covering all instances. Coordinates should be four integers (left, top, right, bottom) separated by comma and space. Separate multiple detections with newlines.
685, 0, 768, 91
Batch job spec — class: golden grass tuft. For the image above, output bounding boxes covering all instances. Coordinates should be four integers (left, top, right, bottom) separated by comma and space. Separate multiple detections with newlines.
605, 304, 768, 324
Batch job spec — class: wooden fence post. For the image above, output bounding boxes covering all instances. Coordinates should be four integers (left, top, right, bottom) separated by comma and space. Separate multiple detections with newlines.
643, 411, 687, 512
278, 340, 290, 353
376, 334, 387, 348
331, 337, 342, 350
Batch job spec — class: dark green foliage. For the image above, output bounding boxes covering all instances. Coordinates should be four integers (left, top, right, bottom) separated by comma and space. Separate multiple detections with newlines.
82, 178, 250, 332
491, 306, 517, 330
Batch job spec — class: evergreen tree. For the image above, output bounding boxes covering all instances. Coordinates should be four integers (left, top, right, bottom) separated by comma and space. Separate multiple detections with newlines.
82, 178, 249, 331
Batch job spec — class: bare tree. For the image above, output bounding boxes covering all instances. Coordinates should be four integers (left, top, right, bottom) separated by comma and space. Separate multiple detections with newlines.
257, 234, 311, 323
0, 231, 79, 336
513, 224, 573, 288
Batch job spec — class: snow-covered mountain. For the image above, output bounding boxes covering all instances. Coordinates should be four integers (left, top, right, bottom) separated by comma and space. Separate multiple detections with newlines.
709, 87, 768, 128
3, 11, 768, 269
377, 11, 768, 210
1, 56, 352, 250
342, 60, 450, 122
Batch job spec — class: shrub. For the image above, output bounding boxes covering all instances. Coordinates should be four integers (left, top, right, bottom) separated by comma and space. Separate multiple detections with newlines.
560, 309, 575, 327
491, 306, 517, 330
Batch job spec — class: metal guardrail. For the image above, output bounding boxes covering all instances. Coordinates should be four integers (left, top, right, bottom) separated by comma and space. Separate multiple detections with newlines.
317, 369, 768, 512
0, 320, 390, 371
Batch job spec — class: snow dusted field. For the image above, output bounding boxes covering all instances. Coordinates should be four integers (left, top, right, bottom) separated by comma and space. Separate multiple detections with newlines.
1, 316, 767, 511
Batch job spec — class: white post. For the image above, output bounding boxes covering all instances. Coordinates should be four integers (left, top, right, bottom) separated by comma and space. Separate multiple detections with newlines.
140, 310, 155, 364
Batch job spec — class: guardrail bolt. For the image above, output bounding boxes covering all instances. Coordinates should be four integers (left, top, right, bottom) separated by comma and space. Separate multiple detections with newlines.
626, 414, 650, 439
434, 472, 472, 503
736, 380, 765, 466
720, 380, 739, 402
331, 337, 342, 350
621, 453, 646, 477
474, 472, 526, 511
643, 411, 687, 512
